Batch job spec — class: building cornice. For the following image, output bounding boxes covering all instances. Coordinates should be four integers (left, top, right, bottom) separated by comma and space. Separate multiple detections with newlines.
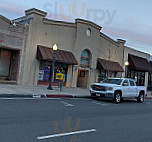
0, 15, 11, 23
76, 19, 102, 30
100, 32, 119, 46
125, 46, 150, 58
25, 8, 47, 17
43, 18, 76, 28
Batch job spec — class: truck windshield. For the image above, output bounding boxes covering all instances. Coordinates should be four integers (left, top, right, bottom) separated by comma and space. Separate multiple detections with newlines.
102, 78, 122, 85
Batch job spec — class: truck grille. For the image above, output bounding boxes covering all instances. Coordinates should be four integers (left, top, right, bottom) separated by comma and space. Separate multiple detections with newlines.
91, 85, 105, 91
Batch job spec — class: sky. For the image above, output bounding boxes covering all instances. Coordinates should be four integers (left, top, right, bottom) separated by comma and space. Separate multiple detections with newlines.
0, 0, 152, 56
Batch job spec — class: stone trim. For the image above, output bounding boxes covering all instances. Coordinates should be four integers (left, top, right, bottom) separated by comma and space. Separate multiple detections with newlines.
125, 46, 150, 59
43, 18, 76, 28
100, 32, 119, 46
76, 19, 102, 30
0, 15, 10, 23
25, 8, 47, 17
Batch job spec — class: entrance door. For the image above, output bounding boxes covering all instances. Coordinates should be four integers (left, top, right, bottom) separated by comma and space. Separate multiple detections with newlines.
0, 49, 11, 76
77, 69, 89, 88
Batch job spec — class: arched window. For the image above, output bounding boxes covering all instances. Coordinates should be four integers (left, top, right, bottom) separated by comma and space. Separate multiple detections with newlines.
80, 49, 91, 68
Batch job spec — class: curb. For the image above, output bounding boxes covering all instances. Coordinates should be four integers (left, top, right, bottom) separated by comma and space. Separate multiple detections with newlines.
46, 94, 74, 98
0, 93, 90, 99
0, 93, 151, 100
145, 97, 152, 100
0, 94, 46, 98
46, 94, 91, 98
74, 96, 92, 99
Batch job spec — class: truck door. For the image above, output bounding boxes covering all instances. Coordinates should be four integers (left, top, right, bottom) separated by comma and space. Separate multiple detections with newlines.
129, 79, 137, 97
122, 79, 130, 97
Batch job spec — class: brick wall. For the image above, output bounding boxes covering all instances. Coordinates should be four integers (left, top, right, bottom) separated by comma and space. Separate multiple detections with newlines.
9, 50, 20, 81
0, 15, 29, 84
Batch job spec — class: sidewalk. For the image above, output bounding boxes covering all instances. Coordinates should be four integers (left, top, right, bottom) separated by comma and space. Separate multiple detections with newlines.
0, 84, 152, 99
0, 84, 90, 98
146, 91, 152, 99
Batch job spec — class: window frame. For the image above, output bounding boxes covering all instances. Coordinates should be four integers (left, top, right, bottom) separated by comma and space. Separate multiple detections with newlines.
129, 79, 136, 86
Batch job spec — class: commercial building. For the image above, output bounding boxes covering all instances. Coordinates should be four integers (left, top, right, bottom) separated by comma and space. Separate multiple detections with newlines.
124, 47, 150, 87
0, 15, 28, 84
148, 60, 152, 90
13, 8, 125, 87
1, 8, 150, 89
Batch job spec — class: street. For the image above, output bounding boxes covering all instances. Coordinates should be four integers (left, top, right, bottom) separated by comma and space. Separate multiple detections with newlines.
0, 98, 152, 142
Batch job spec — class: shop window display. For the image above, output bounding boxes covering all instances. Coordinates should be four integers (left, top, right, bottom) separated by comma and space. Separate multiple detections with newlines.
127, 69, 145, 86
98, 70, 117, 82
39, 61, 67, 83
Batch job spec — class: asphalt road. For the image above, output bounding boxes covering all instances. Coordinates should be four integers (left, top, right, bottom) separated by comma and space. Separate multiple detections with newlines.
0, 98, 152, 142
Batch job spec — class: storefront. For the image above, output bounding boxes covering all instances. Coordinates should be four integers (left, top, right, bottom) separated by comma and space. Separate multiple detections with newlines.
0, 48, 20, 82
97, 58, 124, 82
77, 49, 91, 88
37, 45, 78, 86
126, 54, 149, 86
148, 61, 152, 90
38, 61, 68, 85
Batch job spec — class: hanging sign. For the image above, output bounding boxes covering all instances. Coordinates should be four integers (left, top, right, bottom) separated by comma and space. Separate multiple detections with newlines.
56, 73, 63, 80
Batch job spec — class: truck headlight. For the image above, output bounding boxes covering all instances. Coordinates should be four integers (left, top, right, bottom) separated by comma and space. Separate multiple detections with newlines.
105, 87, 113, 91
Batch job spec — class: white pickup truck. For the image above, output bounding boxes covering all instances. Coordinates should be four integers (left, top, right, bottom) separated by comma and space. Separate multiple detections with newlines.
90, 78, 147, 103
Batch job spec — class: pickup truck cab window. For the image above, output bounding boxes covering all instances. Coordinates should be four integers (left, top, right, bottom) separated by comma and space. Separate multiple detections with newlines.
122, 79, 129, 86
102, 78, 122, 85
129, 80, 136, 86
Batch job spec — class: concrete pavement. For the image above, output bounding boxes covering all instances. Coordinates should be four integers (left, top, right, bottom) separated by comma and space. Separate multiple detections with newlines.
0, 84, 152, 99
1, 98, 152, 142
0, 84, 90, 98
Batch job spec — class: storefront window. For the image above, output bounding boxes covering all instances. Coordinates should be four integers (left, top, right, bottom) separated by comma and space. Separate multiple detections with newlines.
131, 70, 134, 78
98, 70, 117, 82
127, 69, 145, 86
80, 49, 91, 68
148, 73, 152, 90
98, 70, 106, 82
39, 61, 67, 82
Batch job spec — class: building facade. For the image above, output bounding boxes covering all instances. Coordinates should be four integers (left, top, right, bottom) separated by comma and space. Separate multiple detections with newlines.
148, 57, 152, 90
11, 8, 151, 89
0, 15, 28, 84
124, 47, 150, 87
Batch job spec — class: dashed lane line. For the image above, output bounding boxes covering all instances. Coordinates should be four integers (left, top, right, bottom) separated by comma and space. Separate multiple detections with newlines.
61, 101, 74, 107
92, 101, 108, 106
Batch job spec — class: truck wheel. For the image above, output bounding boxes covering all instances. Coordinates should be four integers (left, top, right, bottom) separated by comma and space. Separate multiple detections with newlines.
114, 92, 121, 103
137, 92, 144, 103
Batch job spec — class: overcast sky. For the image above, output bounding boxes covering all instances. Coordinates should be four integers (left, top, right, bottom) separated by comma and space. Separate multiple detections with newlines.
0, 0, 152, 56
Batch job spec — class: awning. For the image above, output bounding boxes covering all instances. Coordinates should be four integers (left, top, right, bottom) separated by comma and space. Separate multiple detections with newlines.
97, 58, 124, 72
37, 45, 78, 65
128, 54, 149, 72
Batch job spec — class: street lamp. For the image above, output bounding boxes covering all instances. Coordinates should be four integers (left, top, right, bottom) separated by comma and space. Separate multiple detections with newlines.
47, 44, 58, 90
125, 61, 129, 78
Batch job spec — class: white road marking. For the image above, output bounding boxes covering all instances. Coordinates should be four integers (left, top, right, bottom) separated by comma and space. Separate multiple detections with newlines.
37, 129, 96, 140
33, 94, 41, 98
61, 101, 74, 107
93, 101, 108, 106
